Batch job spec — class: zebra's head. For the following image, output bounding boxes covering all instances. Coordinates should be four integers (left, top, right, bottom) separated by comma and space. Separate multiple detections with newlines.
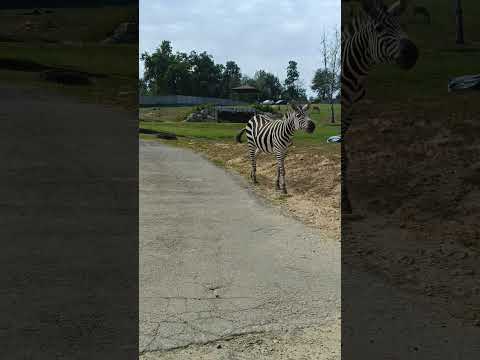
291, 103, 316, 133
361, 0, 418, 69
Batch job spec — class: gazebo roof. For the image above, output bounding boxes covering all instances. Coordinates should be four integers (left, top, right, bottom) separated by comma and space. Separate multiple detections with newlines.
231, 85, 259, 93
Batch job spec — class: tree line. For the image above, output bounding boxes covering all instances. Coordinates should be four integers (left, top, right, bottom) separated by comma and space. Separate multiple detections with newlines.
139, 40, 308, 101
140, 38, 340, 107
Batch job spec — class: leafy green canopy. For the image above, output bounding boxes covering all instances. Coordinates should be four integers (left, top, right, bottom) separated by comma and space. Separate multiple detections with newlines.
140, 40, 307, 101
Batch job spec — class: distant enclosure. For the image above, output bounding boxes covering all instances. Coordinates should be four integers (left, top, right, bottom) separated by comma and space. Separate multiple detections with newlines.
140, 95, 246, 107
215, 106, 256, 123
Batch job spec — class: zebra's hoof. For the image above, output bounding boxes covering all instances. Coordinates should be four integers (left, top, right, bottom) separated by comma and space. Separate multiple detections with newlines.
282, 189, 288, 195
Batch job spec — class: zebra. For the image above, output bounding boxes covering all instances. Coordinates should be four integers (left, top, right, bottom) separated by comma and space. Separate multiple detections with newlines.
235, 103, 315, 194
341, 0, 418, 213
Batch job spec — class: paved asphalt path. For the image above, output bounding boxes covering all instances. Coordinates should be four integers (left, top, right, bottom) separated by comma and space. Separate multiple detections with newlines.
1, 86, 137, 358
139, 141, 340, 353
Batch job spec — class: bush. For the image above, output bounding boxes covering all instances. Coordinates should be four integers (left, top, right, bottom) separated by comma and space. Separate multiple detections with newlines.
194, 103, 215, 112
253, 104, 276, 113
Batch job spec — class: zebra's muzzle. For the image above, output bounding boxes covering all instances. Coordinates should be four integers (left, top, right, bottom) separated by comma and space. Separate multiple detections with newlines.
306, 121, 316, 133
396, 39, 418, 70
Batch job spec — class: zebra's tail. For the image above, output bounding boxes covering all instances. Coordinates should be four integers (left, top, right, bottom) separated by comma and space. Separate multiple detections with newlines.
235, 128, 246, 143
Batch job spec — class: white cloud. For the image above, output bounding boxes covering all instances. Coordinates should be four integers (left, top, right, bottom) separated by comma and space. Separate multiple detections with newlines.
139, 0, 340, 97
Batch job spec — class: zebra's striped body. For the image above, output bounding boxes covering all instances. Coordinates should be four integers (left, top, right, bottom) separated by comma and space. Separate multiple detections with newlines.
341, 0, 418, 212
246, 113, 294, 154
236, 104, 315, 194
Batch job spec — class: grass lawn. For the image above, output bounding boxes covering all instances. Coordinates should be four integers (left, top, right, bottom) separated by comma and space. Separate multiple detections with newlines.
0, 43, 137, 77
0, 7, 137, 109
139, 106, 196, 122
345, 0, 480, 103
0, 6, 136, 43
139, 103, 341, 144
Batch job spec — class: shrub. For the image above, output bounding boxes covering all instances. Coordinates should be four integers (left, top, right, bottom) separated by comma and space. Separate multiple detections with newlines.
194, 103, 215, 112
253, 104, 276, 113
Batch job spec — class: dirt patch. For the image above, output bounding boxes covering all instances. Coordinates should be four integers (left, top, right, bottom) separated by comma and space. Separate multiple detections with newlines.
141, 320, 340, 360
170, 139, 340, 240
344, 98, 480, 325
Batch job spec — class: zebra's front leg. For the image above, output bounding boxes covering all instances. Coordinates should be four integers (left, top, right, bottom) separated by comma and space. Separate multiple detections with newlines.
249, 146, 259, 184
275, 166, 281, 190
276, 153, 287, 194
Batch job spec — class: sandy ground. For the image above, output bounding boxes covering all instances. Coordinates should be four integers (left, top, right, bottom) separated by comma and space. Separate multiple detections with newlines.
344, 100, 480, 325
172, 140, 340, 241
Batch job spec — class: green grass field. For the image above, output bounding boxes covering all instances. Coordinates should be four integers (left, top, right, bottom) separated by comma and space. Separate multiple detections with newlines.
0, 6, 136, 43
140, 106, 197, 122
139, 104, 341, 144
0, 7, 137, 108
347, 0, 480, 102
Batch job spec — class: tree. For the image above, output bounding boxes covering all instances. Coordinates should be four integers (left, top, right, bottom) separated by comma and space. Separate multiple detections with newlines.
140, 40, 308, 103
140, 40, 175, 95
284, 61, 300, 100
254, 70, 284, 100
221, 61, 242, 98
317, 29, 341, 123
241, 75, 256, 87
139, 78, 149, 96
285, 61, 299, 87
140, 41, 229, 97
295, 81, 308, 101
282, 61, 307, 101
189, 51, 223, 97
164, 52, 192, 95
311, 69, 332, 101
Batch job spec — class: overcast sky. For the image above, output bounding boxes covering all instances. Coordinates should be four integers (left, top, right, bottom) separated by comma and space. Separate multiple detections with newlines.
139, 0, 340, 97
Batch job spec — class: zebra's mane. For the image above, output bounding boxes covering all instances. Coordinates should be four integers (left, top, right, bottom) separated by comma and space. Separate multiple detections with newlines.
258, 109, 298, 123
342, 0, 394, 44
342, 12, 372, 44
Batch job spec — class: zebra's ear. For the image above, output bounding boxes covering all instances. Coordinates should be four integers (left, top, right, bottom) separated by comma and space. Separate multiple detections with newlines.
302, 103, 310, 111
290, 102, 299, 111
388, 0, 408, 15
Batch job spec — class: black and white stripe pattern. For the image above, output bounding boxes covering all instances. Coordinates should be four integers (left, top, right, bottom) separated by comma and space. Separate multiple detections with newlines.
341, 0, 418, 212
236, 104, 315, 194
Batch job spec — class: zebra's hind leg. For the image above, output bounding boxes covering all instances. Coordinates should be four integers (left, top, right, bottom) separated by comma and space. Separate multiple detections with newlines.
275, 166, 281, 190
249, 146, 259, 184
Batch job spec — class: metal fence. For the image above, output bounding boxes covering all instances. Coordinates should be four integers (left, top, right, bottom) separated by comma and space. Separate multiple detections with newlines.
139, 95, 246, 107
